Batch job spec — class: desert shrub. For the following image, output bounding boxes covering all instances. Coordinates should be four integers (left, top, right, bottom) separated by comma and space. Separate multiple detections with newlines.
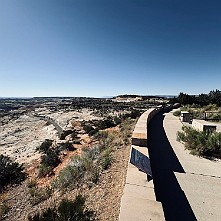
96, 117, 115, 130
129, 109, 141, 119
57, 142, 76, 152
54, 147, 102, 190
88, 165, 100, 184
93, 130, 109, 140
37, 139, 53, 153
54, 118, 136, 190
27, 179, 38, 189
38, 150, 61, 177
38, 164, 53, 178
28, 181, 52, 205
72, 139, 81, 144
82, 122, 99, 137
28, 195, 95, 221
173, 110, 181, 117
0, 155, 26, 192
60, 130, 73, 140
41, 150, 60, 168
177, 126, 221, 158
204, 104, 217, 111
119, 118, 135, 145
81, 147, 100, 166
83, 124, 94, 134
100, 149, 112, 170
113, 116, 122, 125
53, 155, 85, 189
71, 129, 79, 140
121, 110, 141, 120
81, 147, 101, 184
88, 128, 99, 137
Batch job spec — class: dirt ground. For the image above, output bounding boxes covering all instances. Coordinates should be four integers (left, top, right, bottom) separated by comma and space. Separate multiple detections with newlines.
0, 107, 136, 221
2, 143, 131, 221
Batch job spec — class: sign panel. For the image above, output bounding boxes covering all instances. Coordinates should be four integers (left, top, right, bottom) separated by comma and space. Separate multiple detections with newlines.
130, 147, 152, 178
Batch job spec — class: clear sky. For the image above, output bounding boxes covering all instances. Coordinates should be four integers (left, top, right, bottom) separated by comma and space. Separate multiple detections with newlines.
0, 0, 220, 97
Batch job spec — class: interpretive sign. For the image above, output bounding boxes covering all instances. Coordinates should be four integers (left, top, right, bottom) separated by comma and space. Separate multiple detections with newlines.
130, 147, 152, 178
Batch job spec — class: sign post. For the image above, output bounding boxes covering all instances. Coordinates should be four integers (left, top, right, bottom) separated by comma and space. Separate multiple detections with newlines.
130, 147, 152, 179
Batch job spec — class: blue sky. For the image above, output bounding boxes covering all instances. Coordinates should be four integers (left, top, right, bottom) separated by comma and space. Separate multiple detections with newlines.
0, 0, 220, 97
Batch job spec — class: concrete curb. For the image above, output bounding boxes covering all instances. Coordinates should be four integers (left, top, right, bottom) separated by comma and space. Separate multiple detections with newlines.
119, 108, 163, 221
119, 104, 179, 221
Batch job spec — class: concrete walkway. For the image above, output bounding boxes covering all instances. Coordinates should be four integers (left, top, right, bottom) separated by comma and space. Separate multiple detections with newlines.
148, 111, 221, 221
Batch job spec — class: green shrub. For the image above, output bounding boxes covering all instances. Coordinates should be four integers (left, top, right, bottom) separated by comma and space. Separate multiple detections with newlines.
100, 149, 112, 170
83, 124, 94, 134
88, 165, 100, 184
121, 110, 141, 120
37, 139, 53, 153
71, 130, 79, 140
129, 110, 141, 119
96, 117, 115, 130
57, 142, 76, 152
113, 116, 122, 125
93, 130, 108, 140
88, 128, 99, 137
53, 118, 136, 190
28, 182, 52, 205
72, 139, 81, 144
173, 110, 181, 117
0, 155, 26, 192
28, 195, 95, 221
177, 126, 221, 158
53, 155, 85, 190
41, 150, 60, 168
38, 150, 61, 177
38, 164, 53, 178
177, 131, 186, 142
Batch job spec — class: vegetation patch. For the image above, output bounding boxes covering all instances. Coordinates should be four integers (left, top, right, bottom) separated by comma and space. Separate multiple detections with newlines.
37, 140, 77, 177
53, 118, 135, 190
173, 110, 181, 117
38, 149, 61, 177
171, 89, 221, 107
177, 126, 221, 158
28, 195, 95, 221
173, 104, 221, 121
0, 155, 26, 192
28, 180, 52, 205
37, 139, 53, 153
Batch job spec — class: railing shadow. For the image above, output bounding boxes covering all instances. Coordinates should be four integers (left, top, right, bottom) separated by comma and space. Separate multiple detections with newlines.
148, 112, 197, 221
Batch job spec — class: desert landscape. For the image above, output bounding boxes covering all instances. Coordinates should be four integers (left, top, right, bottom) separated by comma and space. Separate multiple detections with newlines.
0, 95, 168, 221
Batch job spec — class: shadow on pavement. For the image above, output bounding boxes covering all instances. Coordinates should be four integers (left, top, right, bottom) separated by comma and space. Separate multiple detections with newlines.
148, 112, 197, 221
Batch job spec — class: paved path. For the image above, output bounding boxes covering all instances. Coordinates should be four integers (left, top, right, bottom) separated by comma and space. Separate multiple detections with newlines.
148, 111, 221, 221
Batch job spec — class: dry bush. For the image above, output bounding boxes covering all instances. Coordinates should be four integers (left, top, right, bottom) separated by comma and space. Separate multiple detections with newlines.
27, 180, 52, 205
